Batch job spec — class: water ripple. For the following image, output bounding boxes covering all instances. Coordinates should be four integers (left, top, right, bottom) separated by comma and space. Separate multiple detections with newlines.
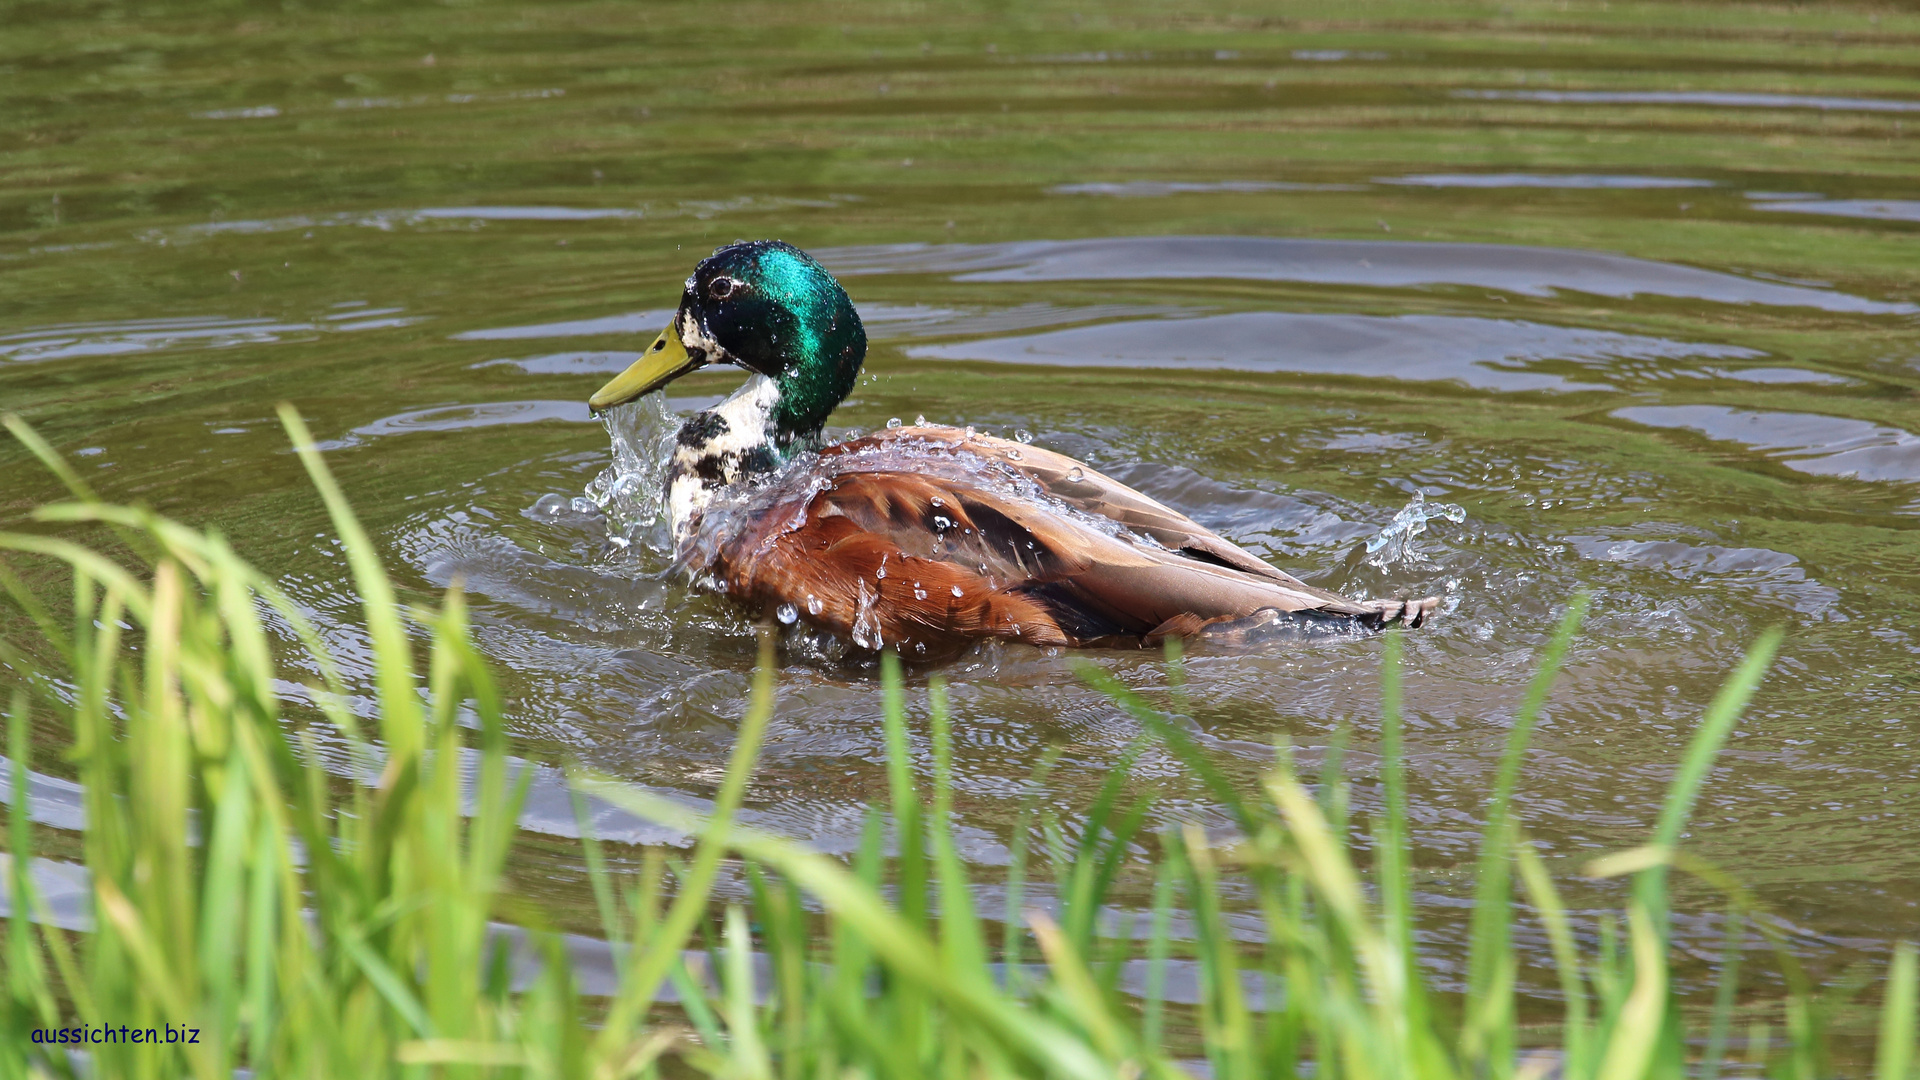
1379, 173, 1715, 189
0, 309, 417, 363
1751, 198, 1920, 224
906, 312, 1758, 393
1455, 88, 1920, 113
823, 236, 1915, 314
1616, 405, 1920, 484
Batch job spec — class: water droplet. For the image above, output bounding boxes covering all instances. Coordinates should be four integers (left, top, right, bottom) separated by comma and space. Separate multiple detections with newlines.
964, 425, 976, 439
914, 641, 927, 655
807, 595, 823, 615
929, 496, 943, 507
776, 603, 799, 624
876, 566, 887, 579
1068, 466, 1085, 482
1006, 449, 1022, 460
1015, 430, 1034, 444
950, 585, 963, 597
915, 414, 927, 426
887, 417, 902, 428
1364, 490, 1466, 567
933, 515, 952, 530
913, 587, 928, 601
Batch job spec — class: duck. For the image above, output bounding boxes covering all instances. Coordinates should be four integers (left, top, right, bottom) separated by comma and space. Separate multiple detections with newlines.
587, 239, 1437, 661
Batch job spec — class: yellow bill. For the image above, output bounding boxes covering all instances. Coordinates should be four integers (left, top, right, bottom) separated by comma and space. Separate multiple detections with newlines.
588, 319, 706, 413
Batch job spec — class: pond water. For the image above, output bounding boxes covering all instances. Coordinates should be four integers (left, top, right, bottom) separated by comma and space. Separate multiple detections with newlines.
3, 0, 1918, 1053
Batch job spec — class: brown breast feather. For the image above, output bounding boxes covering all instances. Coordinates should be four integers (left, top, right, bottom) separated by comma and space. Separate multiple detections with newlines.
699, 427, 1433, 657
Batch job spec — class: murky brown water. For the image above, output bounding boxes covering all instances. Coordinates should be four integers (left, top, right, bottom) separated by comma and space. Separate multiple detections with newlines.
3, 0, 1918, 1045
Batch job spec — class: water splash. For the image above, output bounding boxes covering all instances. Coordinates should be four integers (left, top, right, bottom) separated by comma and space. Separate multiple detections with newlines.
851, 579, 883, 650
583, 394, 681, 552
1364, 490, 1465, 566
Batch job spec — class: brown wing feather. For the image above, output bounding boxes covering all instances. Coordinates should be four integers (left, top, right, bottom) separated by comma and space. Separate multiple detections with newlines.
707, 449, 1435, 658
826, 426, 1356, 601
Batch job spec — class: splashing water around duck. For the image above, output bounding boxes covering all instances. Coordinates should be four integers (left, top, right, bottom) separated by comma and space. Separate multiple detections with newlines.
1364, 490, 1467, 567
584, 392, 682, 552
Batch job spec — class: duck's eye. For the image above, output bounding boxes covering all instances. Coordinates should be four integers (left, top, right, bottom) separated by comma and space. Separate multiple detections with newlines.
708, 277, 738, 301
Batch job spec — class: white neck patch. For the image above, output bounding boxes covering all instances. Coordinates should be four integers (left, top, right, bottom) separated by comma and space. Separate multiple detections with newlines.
666, 374, 782, 544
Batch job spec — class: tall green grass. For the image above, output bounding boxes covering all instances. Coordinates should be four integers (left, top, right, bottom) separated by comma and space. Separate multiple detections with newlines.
0, 408, 1914, 1079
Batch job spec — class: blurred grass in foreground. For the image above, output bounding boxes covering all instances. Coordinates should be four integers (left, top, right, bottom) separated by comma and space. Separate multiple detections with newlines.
0, 407, 1913, 1080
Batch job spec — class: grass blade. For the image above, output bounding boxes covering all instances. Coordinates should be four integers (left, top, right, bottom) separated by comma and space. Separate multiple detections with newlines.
1029, 909, 1130, 1063
1701, 903, 1746, 1080
1464, 594, 1589, 1075
1073, 660, 1260, 837
929, 676, 986, 972
7, 690, 59, 1030
723, 904, 773, 1079
277, 403, 425, 763
1515, 837, 1591, 1079
586, 782, 1115, 1080
1880, 942, 1917, 1080
1004, 746, 1060, 998
1634, 627, 1783, 938
592, 629, 779, 1059
1141, 851, 1177, 1051
1594, 902, 1666, 1080
878, 649, 928, 1062
571, 786, 625, 947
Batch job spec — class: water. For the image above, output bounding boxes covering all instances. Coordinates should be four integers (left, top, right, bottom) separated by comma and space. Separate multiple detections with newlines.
3, 0, 1918, 1053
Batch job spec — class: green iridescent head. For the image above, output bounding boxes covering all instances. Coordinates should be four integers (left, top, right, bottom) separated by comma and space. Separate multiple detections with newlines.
588, 240, 867, 439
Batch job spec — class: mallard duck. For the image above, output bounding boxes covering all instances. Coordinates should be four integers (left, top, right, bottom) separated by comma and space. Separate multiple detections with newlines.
588, 240, 1437, 660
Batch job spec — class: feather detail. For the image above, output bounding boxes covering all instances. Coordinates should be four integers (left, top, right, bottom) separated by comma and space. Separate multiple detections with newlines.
688, 425, 1438, 658
824, 427, 1353, 596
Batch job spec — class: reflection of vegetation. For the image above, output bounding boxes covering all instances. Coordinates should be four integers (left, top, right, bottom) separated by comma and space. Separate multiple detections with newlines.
2, 411, 1911, 1079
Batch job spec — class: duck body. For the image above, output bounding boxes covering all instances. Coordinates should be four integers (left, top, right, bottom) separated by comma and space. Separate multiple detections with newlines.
590, 240, 1436, 659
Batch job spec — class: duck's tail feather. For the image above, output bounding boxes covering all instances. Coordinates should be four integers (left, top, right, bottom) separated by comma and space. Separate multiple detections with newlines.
1357, 595, 1441, 629
1169, 595, 1440, 646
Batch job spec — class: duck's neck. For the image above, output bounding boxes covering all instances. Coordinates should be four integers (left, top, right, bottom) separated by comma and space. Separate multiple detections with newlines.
665, 375, 806, 543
